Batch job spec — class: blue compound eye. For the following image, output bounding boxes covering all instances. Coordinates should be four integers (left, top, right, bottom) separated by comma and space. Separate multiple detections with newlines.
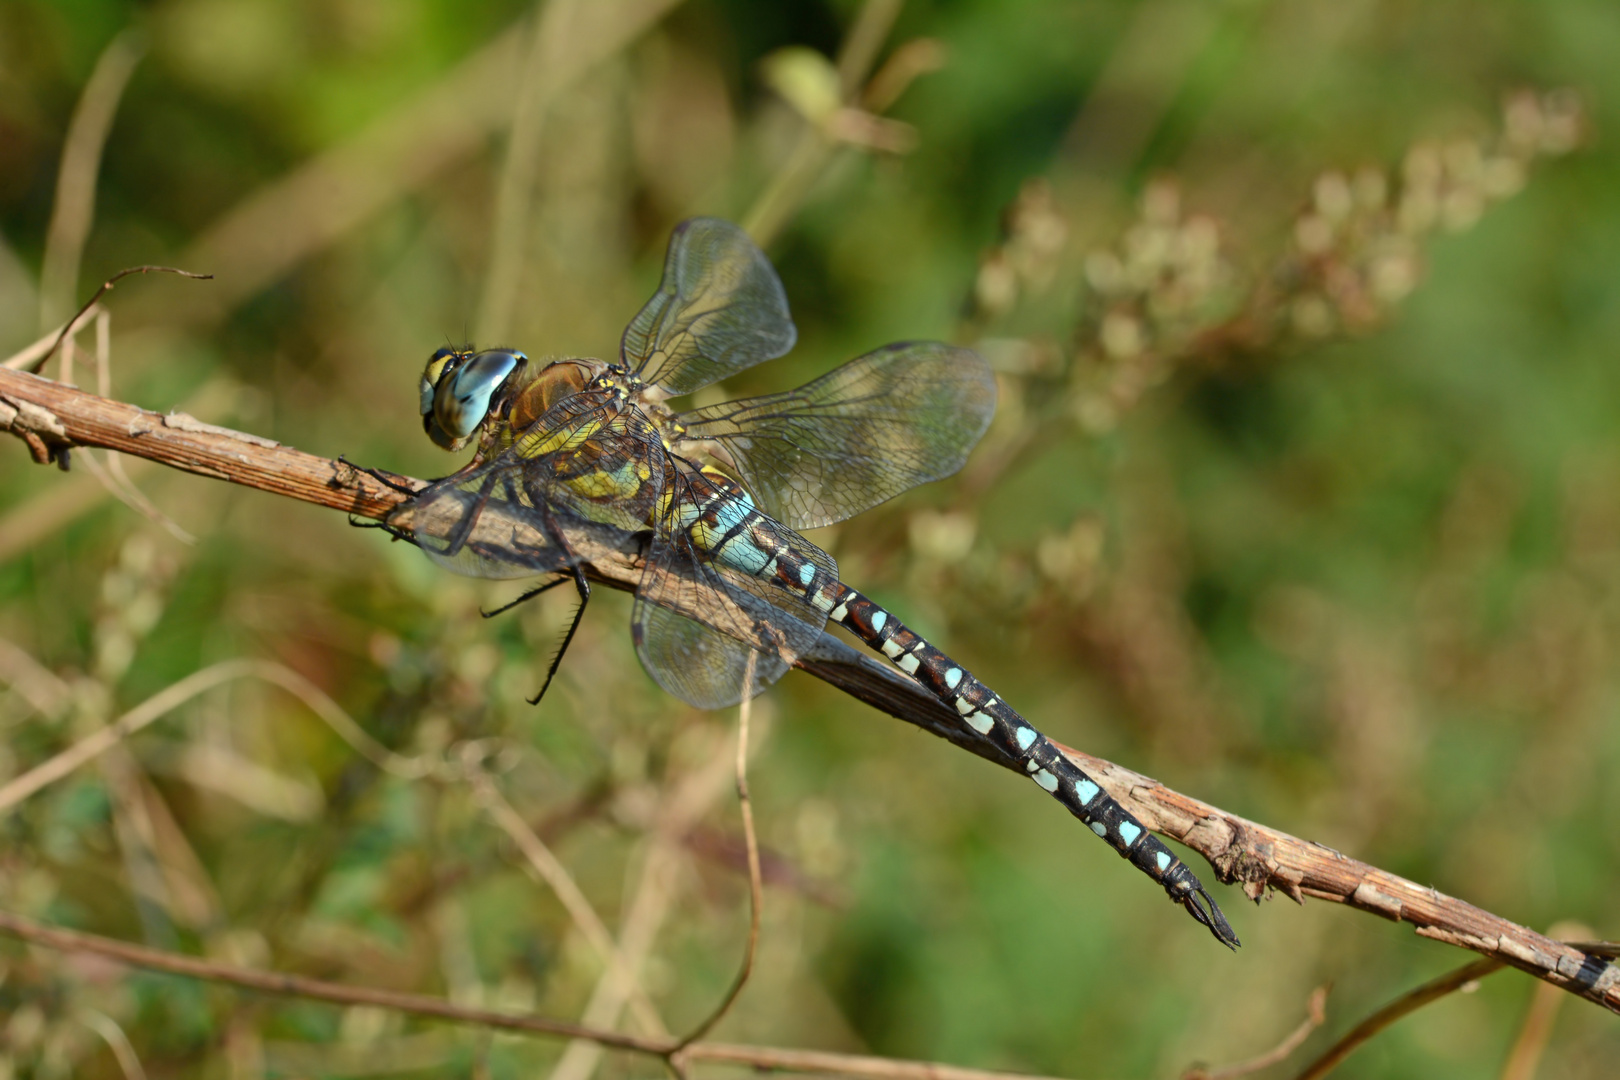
429, 349, 521, 448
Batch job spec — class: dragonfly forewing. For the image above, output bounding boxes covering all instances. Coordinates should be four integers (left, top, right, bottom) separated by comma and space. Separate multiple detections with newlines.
677, 340, 997, 529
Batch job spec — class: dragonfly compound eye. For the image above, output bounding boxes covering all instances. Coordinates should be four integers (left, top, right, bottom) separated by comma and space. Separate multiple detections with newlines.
428, 349, 523, 450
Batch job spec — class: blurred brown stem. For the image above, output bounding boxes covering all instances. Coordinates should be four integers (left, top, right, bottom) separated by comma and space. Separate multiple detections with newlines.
0, 905, 1073, 1080
1, 365, 1618, 1017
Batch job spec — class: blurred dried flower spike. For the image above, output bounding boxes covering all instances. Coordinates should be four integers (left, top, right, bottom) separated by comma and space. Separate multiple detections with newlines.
1035, 515, 1107, 603
1061, 88, 1584, 432
1069, 177, 1240, 430
973, 179, 1071, 319
1281, 88, 1585, 342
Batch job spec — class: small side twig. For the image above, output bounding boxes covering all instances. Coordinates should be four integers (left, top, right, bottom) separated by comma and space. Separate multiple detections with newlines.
29, 266, 213, 376
1291, 958, 1504, 1080
1182, 985, 1330, 1080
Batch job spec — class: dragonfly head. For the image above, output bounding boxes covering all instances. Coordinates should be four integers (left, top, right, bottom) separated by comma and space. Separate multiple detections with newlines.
420, 347, 526, 452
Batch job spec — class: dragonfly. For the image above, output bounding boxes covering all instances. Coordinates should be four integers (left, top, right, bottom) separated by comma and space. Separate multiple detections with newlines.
393, 217, 1238, 948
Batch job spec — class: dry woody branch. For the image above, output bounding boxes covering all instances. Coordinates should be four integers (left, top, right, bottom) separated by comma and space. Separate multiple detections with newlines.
1, 362, 1615, 1018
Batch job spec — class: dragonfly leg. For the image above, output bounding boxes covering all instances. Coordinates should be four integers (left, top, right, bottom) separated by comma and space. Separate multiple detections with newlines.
528, 564, 589, 707
481, 574, 572, 618
336, 454, 419, 495
523, 505, 591, 708
347, 515, 415, 544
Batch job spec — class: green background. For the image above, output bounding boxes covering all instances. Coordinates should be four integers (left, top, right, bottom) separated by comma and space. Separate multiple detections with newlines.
1, 1, 1617, 1077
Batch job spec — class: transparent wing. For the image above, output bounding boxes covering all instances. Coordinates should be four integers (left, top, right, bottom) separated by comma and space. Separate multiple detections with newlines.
396, 395, 664, 579
399, 463, 575, 580
622, 217, 796, 397
675, 342, 997, 530
630, 473, 836, 709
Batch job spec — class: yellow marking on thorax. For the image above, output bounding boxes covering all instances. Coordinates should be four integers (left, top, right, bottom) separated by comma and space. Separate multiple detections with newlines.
517, 412, 607, 459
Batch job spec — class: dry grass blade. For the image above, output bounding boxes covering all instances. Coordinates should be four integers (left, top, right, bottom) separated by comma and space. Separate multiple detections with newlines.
546, 722, 739, 1080
38, 30, 145, 331
477, 0, 687, 341
3, 307, 102, 371
0, 657, 429, 815
78, 1008, 150, 1080
76, 446, 196, 544
0, 635, 73, 718
173, 0, 684, 333
1498, 979, 1567, 1080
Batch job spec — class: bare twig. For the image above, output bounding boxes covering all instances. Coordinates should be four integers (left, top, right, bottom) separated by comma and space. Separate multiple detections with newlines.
1291, 958, 1503, 1080
674, 655, 765, 1050
30, 267, 213, 376
0, 906, 1071, 1080
1183, 986, 1329, 1080
1, 367, 1618, 1014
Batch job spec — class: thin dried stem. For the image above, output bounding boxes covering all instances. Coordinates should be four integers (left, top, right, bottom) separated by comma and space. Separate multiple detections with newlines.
0, 906, 1074, 1080
836, 0, 905, 99
475, 0, 690, 342
745, 0, 907, 247
1293, 959, 1505, 1080
76, 447, 196, 544
173, 1, 684, 332
1184, 986, 1329, 1080
1498, 980, 1567, 1080
4, 306, 102, 370
39, 30, 145, 331
0, 635, 73, 718
674, 655, 765, 1050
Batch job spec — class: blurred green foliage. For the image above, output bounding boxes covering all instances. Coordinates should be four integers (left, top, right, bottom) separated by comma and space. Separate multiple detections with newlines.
2, 1, 1619, 1077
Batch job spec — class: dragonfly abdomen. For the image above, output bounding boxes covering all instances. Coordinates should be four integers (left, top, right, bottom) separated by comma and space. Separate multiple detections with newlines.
783, 558, 1240, 947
